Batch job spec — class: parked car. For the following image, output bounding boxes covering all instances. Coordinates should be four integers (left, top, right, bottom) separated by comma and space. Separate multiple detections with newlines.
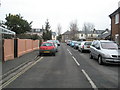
89, 40, 120, 65
47, 40, 58, 52
56, 40, 60, 46
66, 40, 71, 45
74, 41, 81, 49
39, 42, 56, 56
78, 41, 92, 52
70, 41, 77, 47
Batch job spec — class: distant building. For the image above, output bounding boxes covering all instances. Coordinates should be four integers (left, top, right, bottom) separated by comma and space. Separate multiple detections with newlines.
52, 32, 57, 40
98, 29, 111, 40
78, 30, 104, 41
0, 26, 16, 35
109, 2, 120, 45
61, 30, 71, 42
27, 28, 43, 38
61, 29, 106, 42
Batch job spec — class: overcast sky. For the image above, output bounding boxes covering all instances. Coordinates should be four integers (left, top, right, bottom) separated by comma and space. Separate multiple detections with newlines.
0, 0, 120, 33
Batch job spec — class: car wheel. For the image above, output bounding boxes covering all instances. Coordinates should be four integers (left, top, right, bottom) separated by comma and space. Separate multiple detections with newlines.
89, 52, 93, 59
81, 49, 83, 53
39, 53, 42, 56
53, 53, 56, 56
98, 56, 103, 65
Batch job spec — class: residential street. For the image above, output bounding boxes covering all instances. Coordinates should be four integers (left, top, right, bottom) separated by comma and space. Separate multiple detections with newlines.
4, 43, 119, 89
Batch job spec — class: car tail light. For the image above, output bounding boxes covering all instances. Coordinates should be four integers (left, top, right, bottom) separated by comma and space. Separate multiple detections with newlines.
82, 45, 84, 49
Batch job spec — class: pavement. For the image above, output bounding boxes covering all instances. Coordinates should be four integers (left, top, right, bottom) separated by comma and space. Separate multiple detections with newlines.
2, 50, 39, 75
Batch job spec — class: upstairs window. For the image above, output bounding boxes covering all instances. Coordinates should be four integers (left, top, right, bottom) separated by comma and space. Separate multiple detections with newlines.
115, 14, 119, 24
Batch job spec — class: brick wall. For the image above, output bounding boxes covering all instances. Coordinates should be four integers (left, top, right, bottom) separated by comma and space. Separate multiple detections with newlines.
17, 39, 39, 57
3, 39, 39, 61
4, 39, 14, 61
111, 13, 120, 45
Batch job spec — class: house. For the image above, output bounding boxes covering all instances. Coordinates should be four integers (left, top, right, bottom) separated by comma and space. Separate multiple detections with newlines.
52, 32, 57, 40
98, 29, 111, 40
27, 28, 43, 38
61, 30, 71, 42
79, 30, 105, 41
62, 29, 105, 42
109, 2, 120, 45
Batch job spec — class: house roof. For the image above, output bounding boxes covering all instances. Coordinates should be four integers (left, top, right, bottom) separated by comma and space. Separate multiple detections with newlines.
98, 30, 111, 39
62, 30, 105, 35
0, 26, 16, 35
79, 30, 104, 34
109, 7, 120, 18
62, 31, 71, 35
52, 32, 56, 36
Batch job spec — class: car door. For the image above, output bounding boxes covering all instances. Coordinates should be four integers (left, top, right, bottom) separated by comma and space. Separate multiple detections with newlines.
94, 41, 101, 59
90, 41, 96, 57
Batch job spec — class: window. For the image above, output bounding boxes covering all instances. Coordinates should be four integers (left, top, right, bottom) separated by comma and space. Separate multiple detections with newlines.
115, 14, 119, 24
41, 43, 53, 46
101, 42, 118, 49
81, 34, 83, 37
91, 34, 93, 37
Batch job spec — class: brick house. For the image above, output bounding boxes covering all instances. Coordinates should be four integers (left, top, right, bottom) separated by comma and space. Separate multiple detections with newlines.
109, 3, 120, 45
61, 30, 71, 42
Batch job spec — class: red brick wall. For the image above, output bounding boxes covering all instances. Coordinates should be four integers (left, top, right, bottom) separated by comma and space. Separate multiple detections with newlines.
26, 39, 33, 53
18, 39, 26, 57
33, 40, 39, 50
3, 39, 39, 61
18, 39, 39, 57
4, 39, 14, 61
111, 14, 120, 43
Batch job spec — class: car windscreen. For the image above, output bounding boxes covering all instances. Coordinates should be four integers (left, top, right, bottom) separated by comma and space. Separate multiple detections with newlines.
101, 42, 118, 49
41, 43, 53, 46
85, 42, 92, 45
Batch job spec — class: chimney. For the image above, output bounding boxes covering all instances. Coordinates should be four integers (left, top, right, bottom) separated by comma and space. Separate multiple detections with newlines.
118, 1, 120, 8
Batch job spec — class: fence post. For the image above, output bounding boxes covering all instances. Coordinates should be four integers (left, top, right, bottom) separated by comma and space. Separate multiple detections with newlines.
0, 33, 2, 62
14, 38, 18, 58
2, 39, 4, 62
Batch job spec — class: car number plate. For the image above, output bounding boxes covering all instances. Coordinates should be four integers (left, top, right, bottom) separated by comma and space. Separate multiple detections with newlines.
44, 51, 50, 53
87, 46, 90, 48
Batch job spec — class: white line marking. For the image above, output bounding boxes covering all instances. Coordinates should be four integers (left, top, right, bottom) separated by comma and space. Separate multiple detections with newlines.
82, 69, 98, 90
67, 49, 72, 55
1, 56, 38, 79
1, 57, 43, 88
72, 56, 80, 66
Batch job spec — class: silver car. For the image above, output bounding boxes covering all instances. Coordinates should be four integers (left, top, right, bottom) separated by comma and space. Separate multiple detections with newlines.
89, 40, 120, 65
78, 41, 92, 53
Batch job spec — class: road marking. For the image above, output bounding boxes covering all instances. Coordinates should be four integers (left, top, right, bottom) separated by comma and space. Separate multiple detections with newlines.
72, 56, 80, 66
1, 55, 38, 79
82, 69, 98, 90
67, 49, 72, 55
1, 57, 43, 88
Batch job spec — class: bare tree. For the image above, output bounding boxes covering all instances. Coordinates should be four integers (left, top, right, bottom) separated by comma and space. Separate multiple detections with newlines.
82, 22, 95, 39
57, 24, 62, 36
69, 20, 78, 31
69, 20, 79, 40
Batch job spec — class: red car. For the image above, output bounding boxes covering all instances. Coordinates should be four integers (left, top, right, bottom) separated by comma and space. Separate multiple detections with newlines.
39, 42, 56, 56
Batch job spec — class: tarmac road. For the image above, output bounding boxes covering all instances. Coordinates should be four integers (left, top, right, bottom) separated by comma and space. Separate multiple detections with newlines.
4, 43, 119, 89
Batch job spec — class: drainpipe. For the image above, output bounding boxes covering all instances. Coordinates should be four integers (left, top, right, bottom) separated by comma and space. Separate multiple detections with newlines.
118, 1, 120, 45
